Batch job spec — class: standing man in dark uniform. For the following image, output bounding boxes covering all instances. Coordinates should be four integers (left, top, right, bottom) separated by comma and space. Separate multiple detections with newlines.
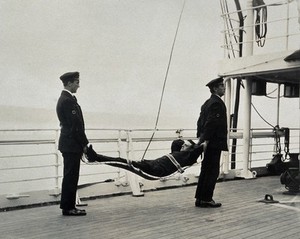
56, 71, 89, 216
195, 77, 228, 208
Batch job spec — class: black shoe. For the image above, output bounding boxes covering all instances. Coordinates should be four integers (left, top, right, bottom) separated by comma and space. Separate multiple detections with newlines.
195, 200, 222, 208
75, 207, 86, 212
62, 208, 87, 216
85, 145, 98, 162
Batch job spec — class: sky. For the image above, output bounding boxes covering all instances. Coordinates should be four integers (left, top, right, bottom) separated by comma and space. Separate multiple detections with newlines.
0, 0, 299, 130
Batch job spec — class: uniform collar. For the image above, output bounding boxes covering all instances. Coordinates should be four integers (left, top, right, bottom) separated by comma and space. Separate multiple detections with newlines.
63, 89, 74, 97
212, 93, 222, 100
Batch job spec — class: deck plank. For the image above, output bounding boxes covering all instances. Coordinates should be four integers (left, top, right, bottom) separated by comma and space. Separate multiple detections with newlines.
1, 176, 300, 239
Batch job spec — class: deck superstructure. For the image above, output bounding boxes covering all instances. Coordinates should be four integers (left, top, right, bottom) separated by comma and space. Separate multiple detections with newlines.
219, 0, 300, 179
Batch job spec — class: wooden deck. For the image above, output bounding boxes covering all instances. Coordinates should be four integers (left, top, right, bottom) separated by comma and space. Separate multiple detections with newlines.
1, 176, 300, 239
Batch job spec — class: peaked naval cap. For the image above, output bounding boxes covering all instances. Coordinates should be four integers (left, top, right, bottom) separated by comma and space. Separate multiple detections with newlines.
206, 77, 224, 89
60, 71, 80, 83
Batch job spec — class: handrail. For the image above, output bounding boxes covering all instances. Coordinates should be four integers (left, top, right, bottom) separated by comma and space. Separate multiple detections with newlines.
221, 0, 299, 56
0, 127, 299, 197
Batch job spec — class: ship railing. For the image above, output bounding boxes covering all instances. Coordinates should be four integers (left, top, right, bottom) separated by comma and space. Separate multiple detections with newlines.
225, 127, 300, 174
0, 127, 299, 199
0, 128, 196, 199
220, 0, 300, 58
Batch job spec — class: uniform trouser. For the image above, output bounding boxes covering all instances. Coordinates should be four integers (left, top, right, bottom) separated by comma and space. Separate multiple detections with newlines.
60, 152, 82, 210
195, 147, 221, 201
94, 154, 170, 177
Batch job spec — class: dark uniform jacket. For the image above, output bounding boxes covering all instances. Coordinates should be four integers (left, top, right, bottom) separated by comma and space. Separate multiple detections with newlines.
56, 90, 89, 153
135, 143, 203, 177
196, 94, 228, 151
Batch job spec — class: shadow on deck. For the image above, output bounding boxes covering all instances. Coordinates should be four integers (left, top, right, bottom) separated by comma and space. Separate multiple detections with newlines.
1, 176, 300, 239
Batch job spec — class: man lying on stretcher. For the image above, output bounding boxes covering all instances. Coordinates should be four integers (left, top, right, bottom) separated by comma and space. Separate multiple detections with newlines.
85, 139, 203, 180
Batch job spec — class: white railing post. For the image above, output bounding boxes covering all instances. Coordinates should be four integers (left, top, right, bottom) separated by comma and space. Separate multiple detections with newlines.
277, 84, 281, 126
49, 129, 61, 196
223, 77, 232, 175
125, 131, 144, 197
116, 130, 123, 183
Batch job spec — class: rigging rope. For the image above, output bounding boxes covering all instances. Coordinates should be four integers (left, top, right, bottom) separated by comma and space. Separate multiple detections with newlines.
141, 0, 186, 160
220, 0, 245, 58
220, 0, 237, 58
251, 102, 274, 128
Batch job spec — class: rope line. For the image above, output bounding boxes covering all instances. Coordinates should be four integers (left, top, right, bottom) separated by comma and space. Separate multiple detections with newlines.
251, 102, 274, 128
141, 0, 186, 160
220, 0, 237, 58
